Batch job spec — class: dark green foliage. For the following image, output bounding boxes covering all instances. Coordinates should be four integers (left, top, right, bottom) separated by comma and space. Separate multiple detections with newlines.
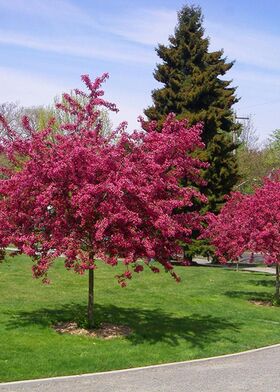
203, 133, 239, 211
145, 5, 239, 211
145, 5, 240, 259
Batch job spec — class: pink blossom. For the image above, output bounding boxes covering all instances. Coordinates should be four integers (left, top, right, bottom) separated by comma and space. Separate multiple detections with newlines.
134, 265, 144, 273
205, 172, 280, 265
0, 74, 207, 285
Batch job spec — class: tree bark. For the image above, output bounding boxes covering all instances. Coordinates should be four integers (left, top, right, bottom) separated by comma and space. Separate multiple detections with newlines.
236, 258, 239, 272
275, 263, 280, 303
88, 268, 94, 329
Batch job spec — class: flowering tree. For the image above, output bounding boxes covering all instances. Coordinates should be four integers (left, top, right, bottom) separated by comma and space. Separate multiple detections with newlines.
0, 74, 207, 327
206, 172, 280, 301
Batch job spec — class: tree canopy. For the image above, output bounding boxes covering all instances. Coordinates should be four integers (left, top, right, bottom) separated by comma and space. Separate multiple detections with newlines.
206, 171, 280, 300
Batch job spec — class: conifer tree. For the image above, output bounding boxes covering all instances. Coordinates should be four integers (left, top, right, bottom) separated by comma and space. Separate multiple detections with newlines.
145, 4, 239, 215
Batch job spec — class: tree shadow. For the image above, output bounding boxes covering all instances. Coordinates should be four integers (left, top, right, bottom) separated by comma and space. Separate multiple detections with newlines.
248, 279, 275, 288
225, 290, 272, 302
5, 303, 240, 347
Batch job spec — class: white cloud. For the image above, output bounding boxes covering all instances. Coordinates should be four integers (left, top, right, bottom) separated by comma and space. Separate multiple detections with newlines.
101, 9, 177, 46
0, 0, 177, 47
0, 0, 93, 25
0, 30, 155, 65
2, 0, 280, 72
231, 69, 280, 88
0, 2, 177, 64
207, 22, 280, 72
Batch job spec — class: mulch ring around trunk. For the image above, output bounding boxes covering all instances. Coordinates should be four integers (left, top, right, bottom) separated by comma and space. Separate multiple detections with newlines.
53, 322, 132, 339
249, 299, 272, 307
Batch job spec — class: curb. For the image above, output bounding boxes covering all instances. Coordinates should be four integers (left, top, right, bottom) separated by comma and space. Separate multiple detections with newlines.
2, 342, 280, 386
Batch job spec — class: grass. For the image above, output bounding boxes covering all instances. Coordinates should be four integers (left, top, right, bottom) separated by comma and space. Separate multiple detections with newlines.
1, 254, 280, 382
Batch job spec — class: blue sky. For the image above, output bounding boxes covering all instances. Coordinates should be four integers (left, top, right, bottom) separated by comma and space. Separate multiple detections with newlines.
0, 0, 279, 142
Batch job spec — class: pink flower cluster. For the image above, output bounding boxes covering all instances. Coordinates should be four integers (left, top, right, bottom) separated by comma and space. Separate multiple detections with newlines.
0, 73, 207, 284
205, 171, 280, 264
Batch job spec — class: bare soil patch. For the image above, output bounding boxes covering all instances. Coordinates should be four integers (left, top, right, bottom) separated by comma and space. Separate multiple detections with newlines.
249, 300, 272, 307
53, 322, 132, 339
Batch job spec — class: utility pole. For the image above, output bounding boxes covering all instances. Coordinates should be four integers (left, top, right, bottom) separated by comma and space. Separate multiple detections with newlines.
232, 114, 249, 154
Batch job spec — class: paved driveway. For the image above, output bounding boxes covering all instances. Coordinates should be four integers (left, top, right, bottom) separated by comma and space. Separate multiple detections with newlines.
1, 344, 280, 392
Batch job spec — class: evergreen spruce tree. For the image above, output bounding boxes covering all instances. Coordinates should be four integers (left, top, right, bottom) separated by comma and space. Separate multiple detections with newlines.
145, 4, 240, 260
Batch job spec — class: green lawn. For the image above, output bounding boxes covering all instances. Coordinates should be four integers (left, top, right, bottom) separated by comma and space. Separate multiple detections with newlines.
1, 254, 280, 382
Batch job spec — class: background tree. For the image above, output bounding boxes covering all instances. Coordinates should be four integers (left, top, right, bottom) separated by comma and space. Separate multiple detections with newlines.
0, 96, 112, 138
0, 102, 48, 137
145, 4, 239, 260
0, 74, 207, 328
268, 128, 280, 151
44, 92, 112, 137
236, 116, 262, 193
237, 116, 259, 150
236, 123, 280, 194
263, 129, 280, 175
145, 4, 239, 211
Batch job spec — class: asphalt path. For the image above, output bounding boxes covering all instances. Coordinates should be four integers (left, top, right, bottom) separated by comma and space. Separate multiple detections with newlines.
1, 344, 280, 392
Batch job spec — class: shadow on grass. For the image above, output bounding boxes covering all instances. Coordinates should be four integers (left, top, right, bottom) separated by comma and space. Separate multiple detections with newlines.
5, 303, 239, 347
225, 290, 272, 302
248, 279, 275, 288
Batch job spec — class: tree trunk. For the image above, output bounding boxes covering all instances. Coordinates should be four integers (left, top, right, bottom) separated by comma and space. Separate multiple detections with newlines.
88, 268, 94, 329
236, 258, 239, 272
275, 263, 280, 303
